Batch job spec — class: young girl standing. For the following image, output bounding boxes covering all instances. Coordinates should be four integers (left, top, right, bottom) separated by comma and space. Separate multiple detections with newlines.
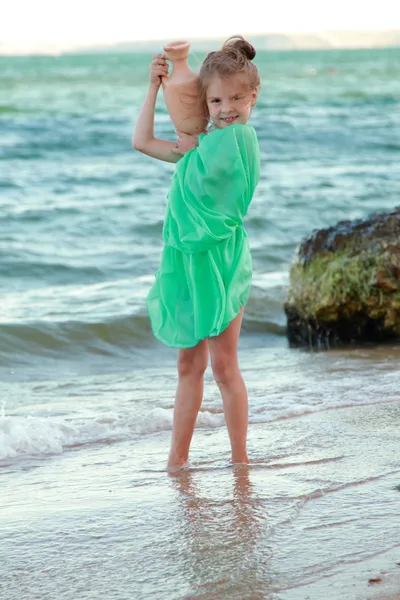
133, 36, 261, 471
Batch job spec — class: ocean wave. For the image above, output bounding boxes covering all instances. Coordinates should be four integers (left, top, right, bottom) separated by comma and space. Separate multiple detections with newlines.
0, 407, 224, 461
5, 398, 396, 462
0, 313, 153, 360
0, 257, 106, 285
0, 299, 286, 363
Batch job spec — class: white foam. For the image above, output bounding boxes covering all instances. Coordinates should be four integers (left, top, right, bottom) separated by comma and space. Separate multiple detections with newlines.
1, 414, 71, 460
0, 412, 128, 460
134, 407, 224, 434
0, 406, 225, 461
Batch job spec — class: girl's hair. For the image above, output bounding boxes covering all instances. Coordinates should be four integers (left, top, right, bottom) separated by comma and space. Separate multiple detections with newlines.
198, 35, 261, 116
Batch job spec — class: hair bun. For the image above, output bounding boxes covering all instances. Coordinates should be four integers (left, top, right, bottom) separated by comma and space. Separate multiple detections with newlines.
223, 35, 256, 61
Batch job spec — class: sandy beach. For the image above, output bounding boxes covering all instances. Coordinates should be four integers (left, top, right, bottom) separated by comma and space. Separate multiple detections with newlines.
2, 367, 399, 599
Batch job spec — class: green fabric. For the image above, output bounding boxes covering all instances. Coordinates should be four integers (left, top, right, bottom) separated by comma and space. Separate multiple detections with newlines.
146, 124, 260, 348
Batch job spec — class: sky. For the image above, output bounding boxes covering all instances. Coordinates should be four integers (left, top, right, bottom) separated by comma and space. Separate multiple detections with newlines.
1, 0, 400, 53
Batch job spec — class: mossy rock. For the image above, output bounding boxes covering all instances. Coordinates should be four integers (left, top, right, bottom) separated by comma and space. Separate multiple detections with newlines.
284, 207, 400, 348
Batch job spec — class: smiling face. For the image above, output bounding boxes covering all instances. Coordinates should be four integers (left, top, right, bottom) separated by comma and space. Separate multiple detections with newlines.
206, 75, 257, 129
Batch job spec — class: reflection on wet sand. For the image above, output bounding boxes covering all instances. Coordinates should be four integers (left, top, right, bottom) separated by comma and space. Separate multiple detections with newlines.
170, 465, 274, 600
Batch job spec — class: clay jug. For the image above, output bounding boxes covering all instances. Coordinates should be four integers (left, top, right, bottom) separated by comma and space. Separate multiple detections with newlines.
162, 41, 208, 136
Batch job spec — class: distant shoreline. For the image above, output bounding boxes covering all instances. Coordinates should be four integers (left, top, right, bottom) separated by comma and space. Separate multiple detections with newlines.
1, 30, 400, 57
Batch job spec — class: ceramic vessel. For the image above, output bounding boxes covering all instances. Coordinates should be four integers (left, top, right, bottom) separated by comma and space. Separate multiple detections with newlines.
162, 41, 207, 135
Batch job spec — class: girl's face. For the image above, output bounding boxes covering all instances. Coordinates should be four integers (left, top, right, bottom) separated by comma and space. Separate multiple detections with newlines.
206, 75, 257, 129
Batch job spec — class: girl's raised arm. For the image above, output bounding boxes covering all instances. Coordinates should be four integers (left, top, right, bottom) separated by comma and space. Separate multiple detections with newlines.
132, 55, 196, 163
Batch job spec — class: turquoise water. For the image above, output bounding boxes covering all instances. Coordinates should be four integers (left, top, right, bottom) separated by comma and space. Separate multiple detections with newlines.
1, 48, 400, 600
1, 47, 399, 366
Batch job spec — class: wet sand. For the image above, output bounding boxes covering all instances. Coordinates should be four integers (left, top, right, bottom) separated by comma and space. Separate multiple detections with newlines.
366, 565, 400, 600
1, 398, 400, 600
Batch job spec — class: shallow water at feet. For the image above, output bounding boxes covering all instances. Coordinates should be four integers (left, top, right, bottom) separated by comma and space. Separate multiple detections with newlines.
1, 341, 400, 599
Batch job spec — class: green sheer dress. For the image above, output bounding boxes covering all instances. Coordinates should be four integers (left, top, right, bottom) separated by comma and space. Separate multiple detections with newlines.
146, 123, 260, 348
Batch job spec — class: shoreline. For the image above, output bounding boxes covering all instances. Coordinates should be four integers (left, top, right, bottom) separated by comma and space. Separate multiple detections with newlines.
2, 399, 400, 600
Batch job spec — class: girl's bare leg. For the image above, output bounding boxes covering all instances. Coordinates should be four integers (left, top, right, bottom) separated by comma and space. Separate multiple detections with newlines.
168, 339, 209, 470
208, 308, 248, 464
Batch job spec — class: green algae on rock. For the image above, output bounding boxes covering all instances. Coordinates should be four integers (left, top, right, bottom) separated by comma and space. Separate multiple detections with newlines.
284, 207, 400, 348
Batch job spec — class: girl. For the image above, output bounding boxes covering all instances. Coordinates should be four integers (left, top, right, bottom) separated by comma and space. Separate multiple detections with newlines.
133, 36, 261, 471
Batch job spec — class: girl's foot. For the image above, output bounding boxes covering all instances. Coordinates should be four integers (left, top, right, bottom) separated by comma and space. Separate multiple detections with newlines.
231, 455, 249, 465
166, 459, 191, 473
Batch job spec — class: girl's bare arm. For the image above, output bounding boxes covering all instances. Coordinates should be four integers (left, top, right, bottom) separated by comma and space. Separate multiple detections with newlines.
132, 84, 180, 163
